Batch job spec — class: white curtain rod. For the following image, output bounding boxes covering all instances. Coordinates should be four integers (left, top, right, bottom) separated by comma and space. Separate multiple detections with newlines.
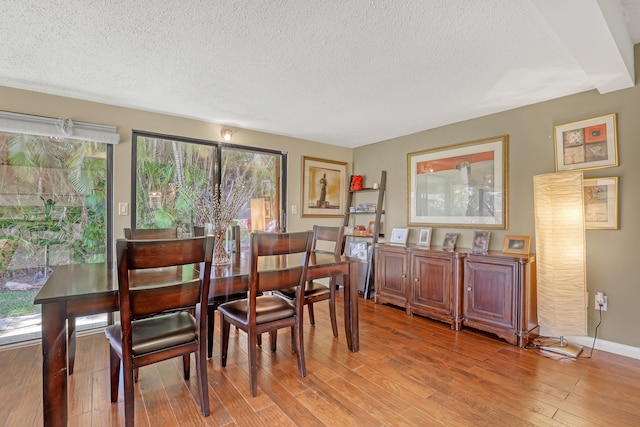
0, 110, 120, 144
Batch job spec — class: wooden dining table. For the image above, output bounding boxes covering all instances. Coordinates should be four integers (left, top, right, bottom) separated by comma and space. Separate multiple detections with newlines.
34, 251, 359, 427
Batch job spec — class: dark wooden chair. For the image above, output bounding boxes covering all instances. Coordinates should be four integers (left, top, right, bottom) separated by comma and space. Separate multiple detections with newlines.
218, 231, 313, 397
67, 228, 182, 375
105, 236, 214, 426
192, 225, 246, 358
277, 225, 344, 337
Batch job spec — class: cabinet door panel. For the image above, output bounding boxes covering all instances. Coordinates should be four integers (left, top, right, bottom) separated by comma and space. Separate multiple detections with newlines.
412, 255, 451, 312
465, 261, 515, 328
375, 246, 408, 308
380, 251, 406, 294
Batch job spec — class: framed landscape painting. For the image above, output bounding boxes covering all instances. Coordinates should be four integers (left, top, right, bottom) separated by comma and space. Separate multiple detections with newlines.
408, 135, 508, 229
554, 113, 618, 172
301, 156, 347, 218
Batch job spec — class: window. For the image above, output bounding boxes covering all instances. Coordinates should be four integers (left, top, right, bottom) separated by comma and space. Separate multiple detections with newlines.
132, 131, 286, 248
0, 116, 113, 345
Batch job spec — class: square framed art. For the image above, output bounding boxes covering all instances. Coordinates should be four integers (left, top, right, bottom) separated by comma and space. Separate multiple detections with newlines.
554, 113, 618, 172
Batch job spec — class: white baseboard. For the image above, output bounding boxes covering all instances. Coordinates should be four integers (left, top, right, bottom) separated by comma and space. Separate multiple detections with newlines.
567, 335, 640, 360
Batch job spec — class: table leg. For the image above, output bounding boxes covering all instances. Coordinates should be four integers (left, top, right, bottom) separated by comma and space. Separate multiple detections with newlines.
342, 261, 359, 352
348, 261, 359, 352
342, 270, 353, 351
41, 301, 68, 427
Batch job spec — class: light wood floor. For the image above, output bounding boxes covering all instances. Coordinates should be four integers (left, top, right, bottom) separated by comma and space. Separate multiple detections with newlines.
2, 293, 640, 426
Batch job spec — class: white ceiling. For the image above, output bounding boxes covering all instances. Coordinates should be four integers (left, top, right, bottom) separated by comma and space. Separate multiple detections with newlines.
1, 0, 639, 148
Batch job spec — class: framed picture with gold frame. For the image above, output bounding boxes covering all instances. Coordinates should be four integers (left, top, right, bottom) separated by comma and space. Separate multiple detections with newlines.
554, 113, 618, 172
583, 176, 619, 229
301, 156, 348, 217
407, 135, 508, 229
502, 235, 530, 255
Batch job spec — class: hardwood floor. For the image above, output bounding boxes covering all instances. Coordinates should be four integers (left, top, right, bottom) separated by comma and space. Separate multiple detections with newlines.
2, 293, 640, 426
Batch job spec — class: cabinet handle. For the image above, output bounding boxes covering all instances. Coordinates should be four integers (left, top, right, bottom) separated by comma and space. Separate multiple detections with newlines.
467, 287, 472, 291
414, 277, 419, 282
402, 274, 407, 278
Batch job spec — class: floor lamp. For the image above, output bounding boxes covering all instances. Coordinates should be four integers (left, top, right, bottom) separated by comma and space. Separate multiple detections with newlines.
533, 171, 587, 358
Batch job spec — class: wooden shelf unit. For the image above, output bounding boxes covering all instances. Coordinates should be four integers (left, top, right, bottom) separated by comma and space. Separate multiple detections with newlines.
342, 171, 386, 299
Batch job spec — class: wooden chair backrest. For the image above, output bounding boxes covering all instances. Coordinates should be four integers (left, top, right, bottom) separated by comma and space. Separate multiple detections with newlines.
123, 227, 182, 240
311, 225, 345, 256
116, 236, 213, 320
250, 231, 312, 297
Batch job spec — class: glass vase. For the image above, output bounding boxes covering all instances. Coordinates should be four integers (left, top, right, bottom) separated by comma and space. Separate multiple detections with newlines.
212, 225, 230, 265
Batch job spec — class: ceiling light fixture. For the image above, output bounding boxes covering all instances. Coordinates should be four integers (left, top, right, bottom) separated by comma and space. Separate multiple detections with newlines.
221, 129, 233, 141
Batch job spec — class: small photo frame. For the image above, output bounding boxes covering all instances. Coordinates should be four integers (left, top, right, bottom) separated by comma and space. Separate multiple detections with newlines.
442, 233, 458, 251
389, 228, 409, 245
417, 228, 432, 246
471, 230, 490, 253
366, 221, 376, 236
502, 235, 531, 255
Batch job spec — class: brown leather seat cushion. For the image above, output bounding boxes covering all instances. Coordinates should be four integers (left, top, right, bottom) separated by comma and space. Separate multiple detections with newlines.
279, 281, 329, 300
105, 312, 196, 356
218, 295, 295, 326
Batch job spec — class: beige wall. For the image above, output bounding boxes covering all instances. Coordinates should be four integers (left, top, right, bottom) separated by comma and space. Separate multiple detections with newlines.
353, 44, 640, 348
0, 86, 353, 239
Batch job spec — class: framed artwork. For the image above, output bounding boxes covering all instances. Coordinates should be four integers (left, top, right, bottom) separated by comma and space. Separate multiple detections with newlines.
389, 228, 409, 245
407, 135, 508, 229
347, 241, 368, 261
554, 113, 618, 172
417, 228, 432, 246
366, 221, 376, 237
301, 156, 348, 217
471, 230, 490, 253
502, 235, 530, 255
442, 233, 458, 251
583, 176, 619, 229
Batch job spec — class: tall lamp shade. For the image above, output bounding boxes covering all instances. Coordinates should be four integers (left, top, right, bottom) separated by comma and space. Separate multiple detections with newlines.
533, 171, 587, 356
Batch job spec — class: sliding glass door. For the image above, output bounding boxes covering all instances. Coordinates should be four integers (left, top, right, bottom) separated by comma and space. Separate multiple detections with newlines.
132, 132, 286, 248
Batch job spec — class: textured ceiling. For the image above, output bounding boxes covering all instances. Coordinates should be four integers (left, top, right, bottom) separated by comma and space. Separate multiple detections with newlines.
1, 0, 639, 148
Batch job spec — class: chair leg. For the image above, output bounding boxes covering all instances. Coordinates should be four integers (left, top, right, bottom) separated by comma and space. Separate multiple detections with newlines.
195, 347, 210, 416
290, 326, 295, 353
307, 303, 316, 325
220, 316, 230, 367
293, 323, 306, 378
207, 305, 215, 359
269, 330, 277, 352
182, 354, 191, 380
248, 329, 259, 397
329, 279, 338, 337
123, 358, 135, 427
257, 333, 262, 346
108, 346, 120, 403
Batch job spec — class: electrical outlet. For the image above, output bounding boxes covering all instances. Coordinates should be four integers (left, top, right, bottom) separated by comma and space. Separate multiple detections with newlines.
291, 204, 298, 215
594, 292, 608, 311
118, 202, 129, 216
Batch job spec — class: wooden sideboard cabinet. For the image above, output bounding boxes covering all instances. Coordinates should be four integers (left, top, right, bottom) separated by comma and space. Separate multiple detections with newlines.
409, 247, 465, 330
463, 252, 537, 348
374, 243, 409, 311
